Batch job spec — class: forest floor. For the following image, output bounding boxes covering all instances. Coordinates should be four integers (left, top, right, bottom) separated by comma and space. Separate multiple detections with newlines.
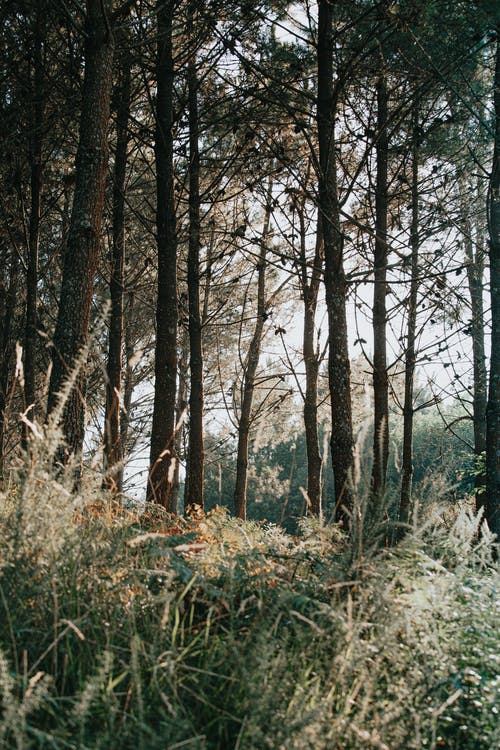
0, 460, 498, 749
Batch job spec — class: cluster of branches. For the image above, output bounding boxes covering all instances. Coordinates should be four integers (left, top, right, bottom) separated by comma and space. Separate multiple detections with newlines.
0, 0, 498, 539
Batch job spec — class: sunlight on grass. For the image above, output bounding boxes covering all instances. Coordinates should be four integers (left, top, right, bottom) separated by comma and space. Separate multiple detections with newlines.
0, 441, 498, 749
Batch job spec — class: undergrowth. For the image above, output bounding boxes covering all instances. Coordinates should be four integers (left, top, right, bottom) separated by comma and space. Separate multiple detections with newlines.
0, 432, 498, 748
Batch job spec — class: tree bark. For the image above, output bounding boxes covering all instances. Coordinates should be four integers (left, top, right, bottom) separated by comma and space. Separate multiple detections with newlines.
104, 36, 131, 493
23, 2, 44, 446
317, 0, 354, 526
0, 249, 19, 482
233, 199, 272, 520
47, 0, 114, 461
485, 31, 500, 538
399, 107, 419, 526
172, 328, 188, 512
301, 209, 323, 516
119, 290, 135, 471
147, 0, 178, 510
371, 72, 389, 507
185, 32, 204, 513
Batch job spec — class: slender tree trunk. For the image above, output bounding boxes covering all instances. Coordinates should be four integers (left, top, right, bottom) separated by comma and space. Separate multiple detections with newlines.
104, 39, 131, 493
371, 72, 389, 506
147, 0, 178, 510
0, 250, 19, 482
301, 210, 323, 516
400, 107, 419, 526
0, 246, 7, 360
183, 209, 214, 511
185, 34, 204, 513
233, 199, 272, 520
463, 203, 487, 506
485, 31, 500, 538
202, 222, 215, 324
47, 0, 114, 461
172, 328, 188, 512
119, 291, 135, 471
23, 4, 44, 446
317, 0, 354, 526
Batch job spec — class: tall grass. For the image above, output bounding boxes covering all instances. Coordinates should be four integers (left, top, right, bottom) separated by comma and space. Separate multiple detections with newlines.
0, 427, 498, 748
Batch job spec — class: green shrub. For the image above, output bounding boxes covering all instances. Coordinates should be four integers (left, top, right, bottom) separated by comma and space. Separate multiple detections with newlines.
0, 433, 498, 748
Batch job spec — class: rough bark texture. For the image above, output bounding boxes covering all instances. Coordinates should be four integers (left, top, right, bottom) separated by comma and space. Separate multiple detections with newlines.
104, 38, 131, 493
47, 0, 114, 461
301, 210, 323, 516
147, 0, 178, 510
185, 41, 204, 513
0, 250, 19, 482
234, 200, 272, 520
400, 108, 419, 526
485, 32, 500, 538
317, 0, 354, 526
23, 3, 44, 445
371, 72, 389, 506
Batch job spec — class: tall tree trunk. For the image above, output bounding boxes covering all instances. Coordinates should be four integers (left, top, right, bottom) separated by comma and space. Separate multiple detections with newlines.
147, 0, 178, 510
23, 3, 44, 446
119, 290, 135, 472
172, 328, 188, 512
104, 38, 131, 493
399, 107, 419, 526
202, 221, 215, 324
371, 72, 389, 507
185, 33, 204, 513
317, 0, 354, 526
0, 250, 19, 482
233, 199, 272, 520
47, 0, 114, 461
301, 209, 323, 516
485, 31, 500, 538
463, 199, 487, 507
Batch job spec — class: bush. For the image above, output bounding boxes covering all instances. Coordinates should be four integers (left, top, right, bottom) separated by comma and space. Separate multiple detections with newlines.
0, 434, 498, 748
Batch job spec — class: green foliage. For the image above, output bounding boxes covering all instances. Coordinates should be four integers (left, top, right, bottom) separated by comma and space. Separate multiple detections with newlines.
387, 406, 476, 503
0, 441, 498, 749
204, 406, 475, 530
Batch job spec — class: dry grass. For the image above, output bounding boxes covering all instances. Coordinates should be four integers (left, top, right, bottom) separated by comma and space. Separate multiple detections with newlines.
0, 429, 498, 749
